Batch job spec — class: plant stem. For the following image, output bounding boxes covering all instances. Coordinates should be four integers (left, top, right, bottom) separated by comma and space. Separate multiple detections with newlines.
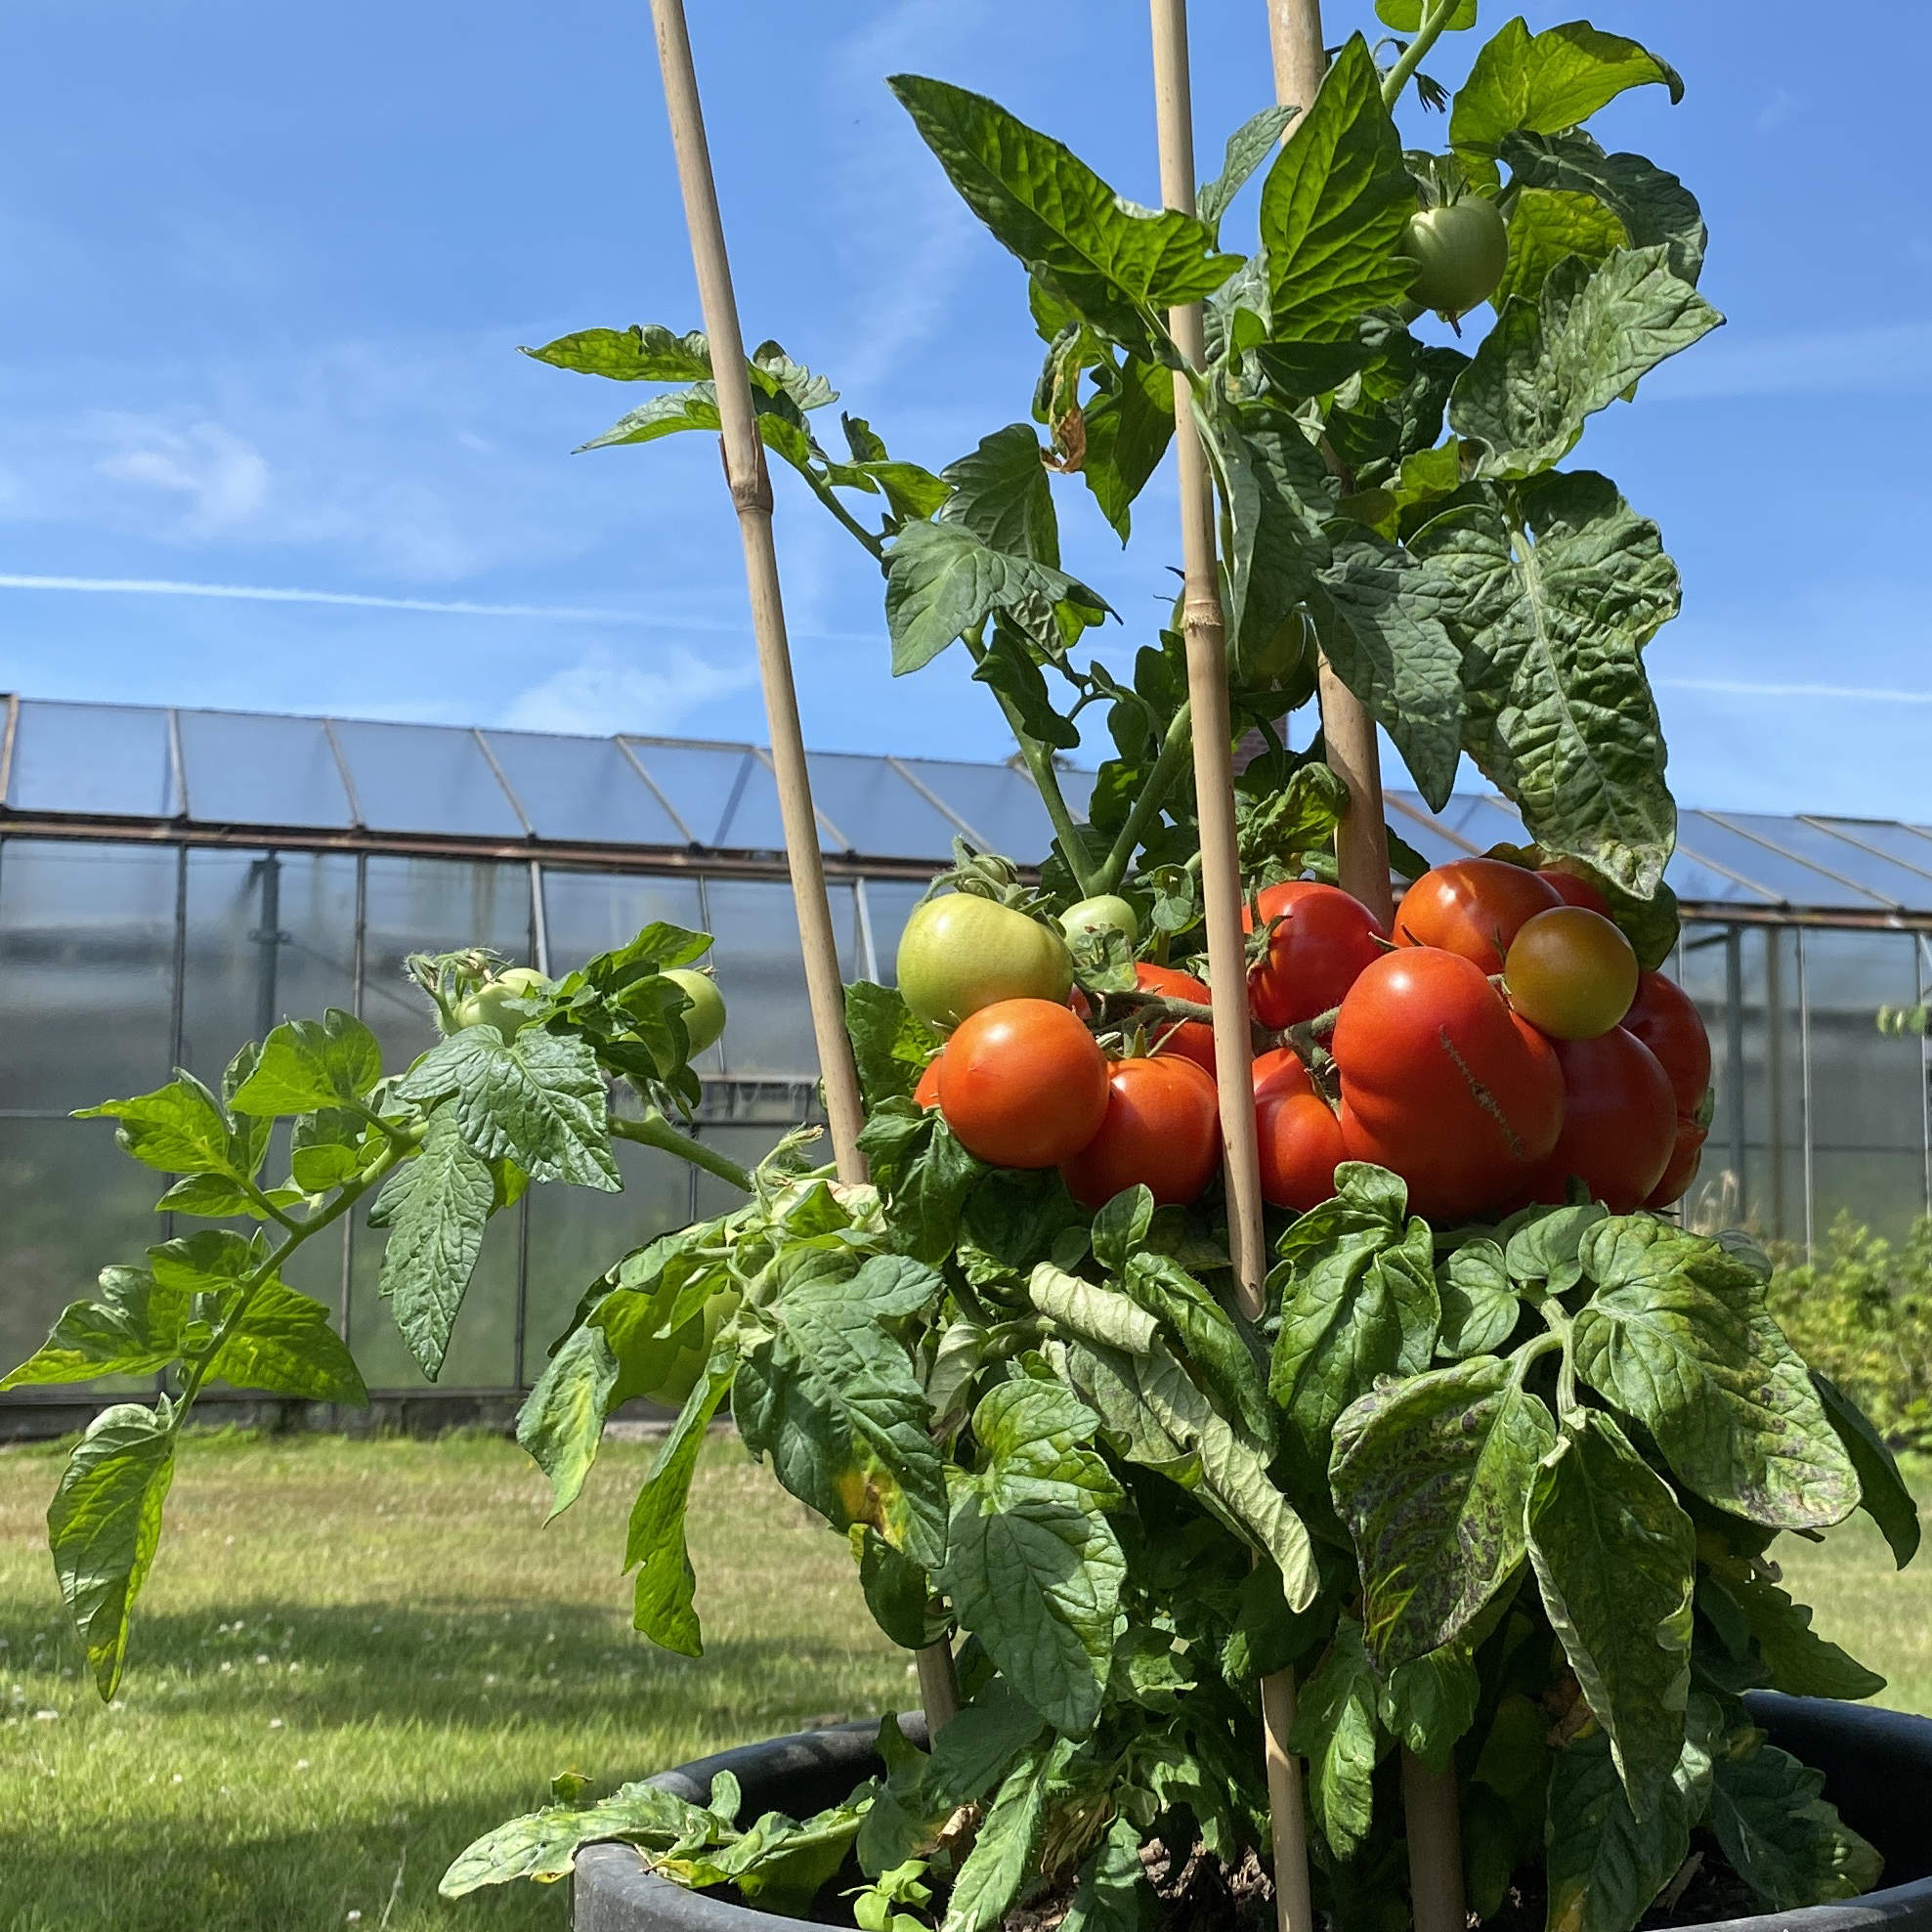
613, 1110, 753, 1193
964, 630, 1102, 898
1098, 702, 1193, 893
802, 469, 887, 564
1380, 0, 1460, 111
1105, 985, 1218, 1027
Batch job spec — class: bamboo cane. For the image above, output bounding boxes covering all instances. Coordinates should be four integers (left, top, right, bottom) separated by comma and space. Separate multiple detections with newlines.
647, 0, 959, 1736
1146, 10, 1313, 1932
1266, 5, 1463, 1924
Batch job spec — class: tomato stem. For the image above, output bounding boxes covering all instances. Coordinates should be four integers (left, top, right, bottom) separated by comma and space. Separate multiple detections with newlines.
1380, 0, 1461, 113
613, 1109, 753, 1194
1096, 701, 1193, 894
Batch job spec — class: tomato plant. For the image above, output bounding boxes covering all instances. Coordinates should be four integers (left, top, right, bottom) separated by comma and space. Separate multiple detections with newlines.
1503, 904, 1639, 1040
1395, 856, 1562, 968
1530, 1024, 1678, 1213
1622, 966, 1713, 1116
935, 997, 1108, 1167
1398, 193, 1508, 316
1245, 880, 1386, 1028
1060, 1055, 1221, 1208
1253, 1054, 1345, 1213
897, 890, 1072, 1028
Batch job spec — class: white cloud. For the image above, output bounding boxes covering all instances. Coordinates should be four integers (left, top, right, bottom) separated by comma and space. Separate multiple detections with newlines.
502, 643, 758, 737
95, 419, 270, 534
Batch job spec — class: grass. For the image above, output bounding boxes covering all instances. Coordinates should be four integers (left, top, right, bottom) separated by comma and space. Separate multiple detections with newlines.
0, 1437, 1926, 1932
0, 1429, 907, 1932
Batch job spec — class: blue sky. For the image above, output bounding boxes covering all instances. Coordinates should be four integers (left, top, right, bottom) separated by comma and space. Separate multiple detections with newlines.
2, 0, 1928, 820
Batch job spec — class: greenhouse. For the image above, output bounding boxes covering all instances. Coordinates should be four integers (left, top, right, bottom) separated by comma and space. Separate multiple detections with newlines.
3, 691, 1928, 1419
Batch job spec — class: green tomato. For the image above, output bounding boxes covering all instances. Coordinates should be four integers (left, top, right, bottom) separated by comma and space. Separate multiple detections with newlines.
1399, 197, 1509, 316
641, 1288, 742, 1407
1060, 894, 1138, 949
452, 966, 549, 1040
663, 966, 727, 1056
896, 893, 1073, 1029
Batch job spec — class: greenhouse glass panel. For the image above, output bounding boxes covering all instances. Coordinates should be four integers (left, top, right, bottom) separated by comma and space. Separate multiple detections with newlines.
860, 880, 927, 983
481, 730, 685, 848
1677, 814, 1854, 910
621, 743, 751, 847
808, 754, 959, 860
1425, 794, 1524, 854
539, 870, 706, 973
345, 1204, 519, 1391
359, 857, 531, 1072
0, 839, 177, 1112
1663, 841, 1777, 908
178, 849, 358, 1085
0, 1118, 164, 1392
693, 1122, 802, 1221
1386, 795, 1477, 871
176, 710, 353, 829
1721, 814, 1920, 909
713, 754, 794, 853
704, 878, 859, 1074
8, 700, 174, 817
1802, 819, 1932, 890
898, 758, 1054, 862
330, 719, 525, 837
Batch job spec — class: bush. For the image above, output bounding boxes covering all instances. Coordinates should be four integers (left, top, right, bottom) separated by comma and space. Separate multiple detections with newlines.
1771, 1213, 1932, 1450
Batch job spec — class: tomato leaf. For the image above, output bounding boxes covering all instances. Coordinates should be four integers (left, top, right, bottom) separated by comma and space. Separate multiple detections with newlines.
856, 1525, 945, 1651
1379, 1645, 1481, 1775
1710, 1568, 1886, 1699
228, 1009, 382, 1117
371, 1104, 496, 1379
1411, 469, 1677, 897
1199, 103, 1301, 231
624, 1354, 736, 1656
1502, 130, 1705, 286
1525, 1411, 1696, 1815
1449, 247, 1721, 479
1812, 1370, 1921, 1567
522, 322, 712, 382
971, 624, 1081, 751
1331, 1353, 1556, 1668
1708, 1729, 1884, 1912
843, 983, 942, 1113
75, 1071, 251, 1181
1, 1267, 186, 1389
1434, 1241, 1520, 1358
887, 76, 1237, 359
1258, 36, 1417, 363
940, 1740, 1071, 1932
941, 424, 1059, 567
1376, 0, 1477, 27
940, 1382, 1125, 1737
1542, 1700, 1717, 1932
49, 1401, 176, 1698
1286, 1619, 1387, 1857
1572, 1217, 1860, 1530
1450, 21, 1684, 163
859, 1102, 984, 1266
1063, 1813, 1151, 1932
205, 1278, 366, 1405
1208, 400, 1334, 670
1119, 1251, 1274, 1452
1490, 187, 1629, 311
1076, 358, 1175, 541
516, 1322, 620, 1521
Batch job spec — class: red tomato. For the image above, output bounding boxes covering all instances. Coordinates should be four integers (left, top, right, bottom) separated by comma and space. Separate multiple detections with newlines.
1395, 859, 1562, 971
1253, 1055, 1345, 1214
1527, 1027, 1676, 1213
913, 1058, 942, 1109
937, 999, 1108, 1169
1249, 1046, 1305, 1087
1331, 947, 1564, 1224
1061, 1056, 1223, 1209
1646, 1116, 1709, 1211
1069, 986, 1093, 1022
1536, 867, 1613, 917
1135, 961, 1217, 1075
1619, 970, 1711, 1118
1245, 880, 1388, 1029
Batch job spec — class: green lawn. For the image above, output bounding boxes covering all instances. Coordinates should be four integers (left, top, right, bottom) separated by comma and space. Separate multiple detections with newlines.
0, 1435, 1925, 1932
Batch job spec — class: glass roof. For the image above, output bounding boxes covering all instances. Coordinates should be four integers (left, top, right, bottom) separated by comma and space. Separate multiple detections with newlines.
5, 696, 1932, 916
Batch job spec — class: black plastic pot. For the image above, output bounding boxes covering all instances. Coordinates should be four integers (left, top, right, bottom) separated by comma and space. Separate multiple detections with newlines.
574, 1696, 1932, 1932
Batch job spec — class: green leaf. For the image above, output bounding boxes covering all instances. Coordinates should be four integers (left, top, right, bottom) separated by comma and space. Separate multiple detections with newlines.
1064, 1813, 1150, 1932
1331, 1354, 1556, 1668
1410, 469, 1678, 896
75, 1072, 244, 1180
1199, 104, 1299, 232
1572, 1217, 1860, 1530
1450, 21, 1684, 161
372, 1105, 495, 1379
517, 1322, 619, 1520
859, 1103, 985, 1267
1, 1267, 186, 1389
397, 1025, 618, 1190
1505, 1201, 1608, 1293
856, 1526, 944, 1651
49, 1402, 176, 1697
882, 520, 1103, 677
206, 1279, 367, 1404
1259, 37, 1417, 357
941, 424, 1058, 566
1813, 1371, 1921, 1567
1491, 187, 1628, 310
1709, 1729, 1883, 1911
1211, 401, 1334, 667
1501, 131, 1705, 286
152, 1172, 257, 1219
1435, 1240, 1519, 1358
1449, 248, 1721, 479
625, 1356, 736, 1655
1718, 1570, 1886, 1700
940, 1741, 1070, 1932
923, 1679, 1050, 1806
522, 322, 712, 382
1268, 1168, 1438, 1489
844, 983, 943, 1111
1379, 1646, 1481, 1775
1525, 1411, 1696, 1814
1543, 1704, 1715, 1932
1237, 762, 1349, 875
1376, 0, 1477, 27
972, 624, 1082, 752
941, 1381, 1125, 1735
1287, 1619, 1386, 1857
1090, 1186, 1154, 1277
1078, 359, 1175, 541
1029, 1263, 1160, 1354
289, 1107, 379, 1192
888, 75, 1237, 356
228, 1009, 382, 1116
1312, 525, 1463, 809
1119, 1251, 1273, 1451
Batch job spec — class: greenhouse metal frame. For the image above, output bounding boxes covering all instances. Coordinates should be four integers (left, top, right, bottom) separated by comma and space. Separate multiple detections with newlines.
4, 692, 1930, 1419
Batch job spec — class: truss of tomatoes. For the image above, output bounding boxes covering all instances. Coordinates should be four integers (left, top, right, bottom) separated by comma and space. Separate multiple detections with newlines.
905, 855, 1712, 1227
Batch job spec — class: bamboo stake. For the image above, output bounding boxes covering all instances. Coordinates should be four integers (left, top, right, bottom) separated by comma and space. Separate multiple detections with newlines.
1146, 11, 1313, 1932
1267, 4, 1463, 1923
647, 0, 958, 1735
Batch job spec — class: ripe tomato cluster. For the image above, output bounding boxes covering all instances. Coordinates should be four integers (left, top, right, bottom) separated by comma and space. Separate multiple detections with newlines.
898, 855, 1712, 1227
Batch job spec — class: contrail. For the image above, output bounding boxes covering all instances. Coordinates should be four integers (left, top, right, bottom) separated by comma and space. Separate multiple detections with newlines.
1656, 676, 1932, 705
